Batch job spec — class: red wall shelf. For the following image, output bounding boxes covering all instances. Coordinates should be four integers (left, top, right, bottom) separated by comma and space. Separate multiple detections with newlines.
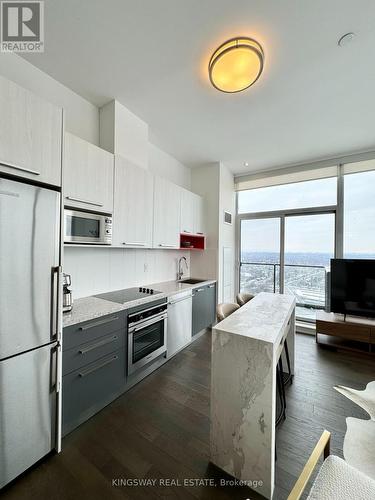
179, 233, 205, 250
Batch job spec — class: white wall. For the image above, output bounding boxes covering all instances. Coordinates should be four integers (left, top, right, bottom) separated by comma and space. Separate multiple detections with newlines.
0, 53, 99, 144
148, 143, 191, 190
100, 100, 149, 169
64, 248, 191, 299
190, 162, 235, 303
218, 163, 236, 303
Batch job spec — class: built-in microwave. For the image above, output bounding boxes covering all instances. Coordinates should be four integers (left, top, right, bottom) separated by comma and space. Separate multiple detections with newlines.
64, 209, 112, 245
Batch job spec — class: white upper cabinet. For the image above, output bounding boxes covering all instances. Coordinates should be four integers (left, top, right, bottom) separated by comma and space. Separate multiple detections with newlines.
0, 75, 63, 187
153, 176, 181, 249
64, 132, 114, 214
180, 188, 195, 234
194, 193, 205, 235
113, 156, 153, 248
180, 189, 205, 235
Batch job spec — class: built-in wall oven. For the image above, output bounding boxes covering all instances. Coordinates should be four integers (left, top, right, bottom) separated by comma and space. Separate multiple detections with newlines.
64, 208, 112, 245
127, 301, 168, 375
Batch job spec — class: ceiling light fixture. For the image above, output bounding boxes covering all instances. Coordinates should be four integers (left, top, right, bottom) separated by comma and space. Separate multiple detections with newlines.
209, 37, 264, 93
244, 161, 249, 167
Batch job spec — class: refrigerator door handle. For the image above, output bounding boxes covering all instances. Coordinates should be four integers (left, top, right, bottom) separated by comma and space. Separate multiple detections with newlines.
49, 344, 58, 392
51, 266, 62, 342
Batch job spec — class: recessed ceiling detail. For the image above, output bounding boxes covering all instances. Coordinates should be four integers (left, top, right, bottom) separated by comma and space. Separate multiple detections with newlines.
208, 37, 264, 93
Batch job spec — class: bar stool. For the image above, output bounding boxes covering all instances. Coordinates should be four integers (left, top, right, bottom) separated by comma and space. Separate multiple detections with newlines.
216, 302, 287, 431
276, 356, 287, 424
236, 292, 255, 306
216, 303, 240, 322
282, 340, 293, 386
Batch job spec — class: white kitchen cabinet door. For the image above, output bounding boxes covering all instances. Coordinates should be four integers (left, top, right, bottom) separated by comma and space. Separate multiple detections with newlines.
113, 156, 153, 248
167, 293, 192, 358
0, 75, 62, 187
64, 133, 114, 214
153, 176, 181, 249
180, 188, 194, 234
193, 193, 205, 235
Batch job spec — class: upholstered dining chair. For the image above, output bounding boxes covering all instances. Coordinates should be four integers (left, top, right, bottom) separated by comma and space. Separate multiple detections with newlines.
236, 292, 255, 306
216, 302, 240, 322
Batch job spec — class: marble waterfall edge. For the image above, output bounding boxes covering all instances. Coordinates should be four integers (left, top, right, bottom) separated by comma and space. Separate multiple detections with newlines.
211, 330, 274, 494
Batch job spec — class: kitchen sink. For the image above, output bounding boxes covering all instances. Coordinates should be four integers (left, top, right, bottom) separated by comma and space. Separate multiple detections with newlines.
178, 278, 205, 284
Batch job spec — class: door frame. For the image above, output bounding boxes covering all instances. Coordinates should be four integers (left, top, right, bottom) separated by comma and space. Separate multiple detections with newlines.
237, 205, 338, 321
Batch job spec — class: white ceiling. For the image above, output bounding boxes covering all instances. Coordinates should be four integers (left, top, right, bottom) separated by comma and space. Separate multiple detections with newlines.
23, 0, 375, 174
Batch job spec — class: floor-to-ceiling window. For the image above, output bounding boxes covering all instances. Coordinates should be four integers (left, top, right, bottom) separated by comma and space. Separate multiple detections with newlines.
344, 169, 375, 259
284, 213, 335, 320
238, 173, 338, 323
237, 159, 375, 324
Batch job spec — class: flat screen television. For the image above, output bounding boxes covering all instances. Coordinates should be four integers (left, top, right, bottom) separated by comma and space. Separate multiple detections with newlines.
330, 259, 375, 318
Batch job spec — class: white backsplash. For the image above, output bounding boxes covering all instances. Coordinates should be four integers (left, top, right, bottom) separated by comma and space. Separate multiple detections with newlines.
64, 247, 191, 299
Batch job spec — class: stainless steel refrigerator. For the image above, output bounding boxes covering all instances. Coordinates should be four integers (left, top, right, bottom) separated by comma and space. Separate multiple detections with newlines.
0, 177, 61, 488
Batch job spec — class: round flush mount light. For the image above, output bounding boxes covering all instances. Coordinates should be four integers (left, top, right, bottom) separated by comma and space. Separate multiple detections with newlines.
209, 37, 264, 93
244, 161, 249, 167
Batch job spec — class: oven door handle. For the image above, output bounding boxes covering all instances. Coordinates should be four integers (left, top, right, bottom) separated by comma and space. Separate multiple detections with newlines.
128, 313, 167, 334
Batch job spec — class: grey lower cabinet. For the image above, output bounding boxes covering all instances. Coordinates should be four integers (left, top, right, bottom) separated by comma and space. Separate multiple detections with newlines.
192, 283, 216, 336
62, 312, 126, 436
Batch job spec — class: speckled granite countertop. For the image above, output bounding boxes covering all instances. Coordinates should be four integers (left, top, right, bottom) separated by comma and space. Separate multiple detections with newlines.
146, 279, 216, 297
63, 279, 216, 328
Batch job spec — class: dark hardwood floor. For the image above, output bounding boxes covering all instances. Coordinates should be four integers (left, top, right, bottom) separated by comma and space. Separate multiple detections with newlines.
2, 332, 374, 500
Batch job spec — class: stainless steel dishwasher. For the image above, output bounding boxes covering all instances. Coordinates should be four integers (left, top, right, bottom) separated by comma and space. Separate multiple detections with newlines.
167, 289, 192, 358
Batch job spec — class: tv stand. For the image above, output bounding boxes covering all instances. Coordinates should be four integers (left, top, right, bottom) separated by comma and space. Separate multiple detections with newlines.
316, 311, 375, 354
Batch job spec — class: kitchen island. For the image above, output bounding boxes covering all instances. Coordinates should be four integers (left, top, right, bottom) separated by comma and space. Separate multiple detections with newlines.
210, 292, 296, 499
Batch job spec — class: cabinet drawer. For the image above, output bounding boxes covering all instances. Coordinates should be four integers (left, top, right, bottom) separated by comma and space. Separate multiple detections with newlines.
62, 348, 125, 436
63, 313, 125, 351
316, 320, 370, 342
63, 331, 124, 376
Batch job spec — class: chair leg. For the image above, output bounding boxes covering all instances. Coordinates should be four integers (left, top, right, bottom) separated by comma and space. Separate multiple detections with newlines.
278, 357, 287, 412
283, 340, 293, 385
275, 363, 286, 427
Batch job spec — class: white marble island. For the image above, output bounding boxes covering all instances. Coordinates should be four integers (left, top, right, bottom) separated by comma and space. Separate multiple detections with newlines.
210, 292, 296, 499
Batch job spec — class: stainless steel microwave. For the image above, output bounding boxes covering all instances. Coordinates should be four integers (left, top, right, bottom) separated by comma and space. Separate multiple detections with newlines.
64, 209, 112, 245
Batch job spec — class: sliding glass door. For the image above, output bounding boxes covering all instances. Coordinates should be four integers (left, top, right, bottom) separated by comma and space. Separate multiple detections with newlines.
240, 218, 281, 294
284, 213, 335, 321
239, 210, 336, 323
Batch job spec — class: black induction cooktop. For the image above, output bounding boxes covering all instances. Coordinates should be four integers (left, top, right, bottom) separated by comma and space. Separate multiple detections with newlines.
95, 287, 162, 304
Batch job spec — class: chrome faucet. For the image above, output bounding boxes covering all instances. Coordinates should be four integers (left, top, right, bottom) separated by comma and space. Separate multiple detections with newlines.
177, 256, 188, 281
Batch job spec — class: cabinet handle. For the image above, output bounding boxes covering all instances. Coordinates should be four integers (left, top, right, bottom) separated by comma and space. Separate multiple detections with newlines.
78, 355, 118, 377
183, 230, 191, 234
169, 296, 191, 305
79, 316, 119, 331
78, 335, 118, 354
65, 196, 103, 207
0, 190, 19, 198
196, 288, 205, 293
0, 160, 40, 176
122, 242, 145, 247
158, 244, 175, 248
208, 284, 215, 288
197, 232, 204, 235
